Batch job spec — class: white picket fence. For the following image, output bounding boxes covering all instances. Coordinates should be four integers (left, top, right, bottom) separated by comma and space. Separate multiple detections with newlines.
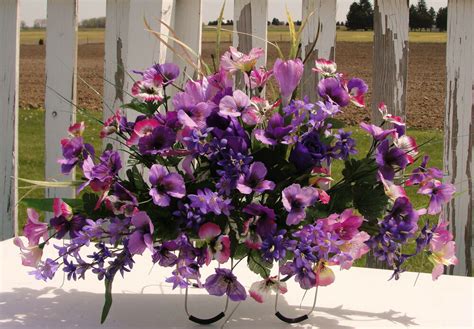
0, 0, 472, 276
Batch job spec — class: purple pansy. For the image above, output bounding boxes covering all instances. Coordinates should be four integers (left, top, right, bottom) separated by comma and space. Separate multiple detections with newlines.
149, 164, 186, 207
375, 140, 409, 180
142, 63, 180, 86
138, 126, 176, 155
282, 184, 319, 225
418, 180, 456, 215
128, 211, 154, 255
236, 161, 275, 194
318, 77, 350, 107
204, 268, 247, 301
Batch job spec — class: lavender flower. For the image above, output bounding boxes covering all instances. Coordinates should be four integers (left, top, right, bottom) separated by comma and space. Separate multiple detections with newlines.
204, 268, 247, 301
128, 211, 154, 255
282, 184, 319, 225
375, 140, 409, 180
418, 180, 456, 215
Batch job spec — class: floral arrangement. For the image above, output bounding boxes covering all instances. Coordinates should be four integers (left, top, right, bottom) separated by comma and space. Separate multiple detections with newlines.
15, 44, 458, 323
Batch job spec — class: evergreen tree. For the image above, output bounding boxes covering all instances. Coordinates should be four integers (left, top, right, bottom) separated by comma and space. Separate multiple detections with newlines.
436, 7, 448, 31
346, 0, 373, 31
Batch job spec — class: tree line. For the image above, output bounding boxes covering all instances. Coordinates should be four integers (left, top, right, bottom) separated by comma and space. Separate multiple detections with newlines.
345, 0, 448, 32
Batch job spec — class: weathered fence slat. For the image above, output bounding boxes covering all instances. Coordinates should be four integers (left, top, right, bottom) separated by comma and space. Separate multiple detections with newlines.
233, 0, 268, 68
170, 0, 202, 85
372, 0, 409, 123
44, 0, 78, 200
444, 0, 474, 276
301, 0, 337, 102
103, 0, 171, 167
0, 0, 19, 240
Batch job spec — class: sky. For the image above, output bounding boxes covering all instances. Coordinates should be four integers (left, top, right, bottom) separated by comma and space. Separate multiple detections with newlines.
20, 0, 448, 26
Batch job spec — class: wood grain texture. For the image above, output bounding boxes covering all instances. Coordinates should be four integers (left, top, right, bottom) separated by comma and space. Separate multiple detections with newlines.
372, 0, 409, 123
301, 0, 337, 102
444, 0, 474, 276
103, 0, 170, 170
44, 0, 78, 200
0, 0, 19, 239
169, 0, 202, 95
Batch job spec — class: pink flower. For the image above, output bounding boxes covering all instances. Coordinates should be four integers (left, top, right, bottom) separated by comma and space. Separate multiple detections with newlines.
336, 231, 371, 269
249, 276, 287, 303
314, 262, 335, 286
23, 208, 48, 246
395, 135, 418, 164
319, 209, 364, 240
246, 67, 273, 89
273, 58, 304, 101
378, 172, 407, 201
418, 180, 456, 215
68, 121, 85, 137
312, 58, 337, 76
101, 109, 124, 139
13, 237, 43, 267
53, 198, 73, 220
131, 79, 163, 102
429, 217, 458, 280
360, 122, 396, 141
127, 118, 161, 146
220, 47, 264, 73
198, 223, 230, 265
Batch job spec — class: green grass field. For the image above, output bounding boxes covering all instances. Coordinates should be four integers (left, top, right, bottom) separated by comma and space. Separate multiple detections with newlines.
20, 27, 447, 45
17, 108, 444, 273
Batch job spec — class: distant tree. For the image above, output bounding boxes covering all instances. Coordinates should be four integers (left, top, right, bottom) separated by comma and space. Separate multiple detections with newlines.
410, 1, 433, 31
346, 1, 373, 31
409, 5, 419, 30
80, 17, 106, 28
271, 17, 282, 26
436, 7, 448, 31
20, 20, 27, 29
208, 20, 218, 26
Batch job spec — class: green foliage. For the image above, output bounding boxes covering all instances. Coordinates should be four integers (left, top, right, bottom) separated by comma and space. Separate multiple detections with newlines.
21, 198, 82, 212
101, 278, 113, 324
436, 7, 448, 32
247, 250, 272, 278
410, 1, 435, 31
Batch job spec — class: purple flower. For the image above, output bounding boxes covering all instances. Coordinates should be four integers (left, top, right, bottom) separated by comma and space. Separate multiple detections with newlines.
29, 258, 59, 281
289, 131, 329, 172
375, 140, 409, 180
219, 90, 250, 117
204, 268, 247, 301
149, 164, 186, 207
332, 129, 357, 159
166, 270, 189, 289
347, 78, 368, 107
58, 137, 83, 174
108, 217, 131, 244
128, 211, 154, 255
406, 156, 443, 186
318, 77, 350, 107
236, 161, 275, 194
273, 58, 304, 101
254, 113, 292, 145
50, 214, 86, 239
282, 184, 319, 225
138, 126, 176, 155
418, 180, 456, 215
261, 230, 294, 261
80, 150, 122, 198
188, 189, 231, 216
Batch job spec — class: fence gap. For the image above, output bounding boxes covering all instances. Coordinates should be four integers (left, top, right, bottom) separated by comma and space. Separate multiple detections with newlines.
0, 0, 19, 240
301, 0, 337, 102
444, 0, 474, 276
371, 0, 409, 123
44, 0, 78, 201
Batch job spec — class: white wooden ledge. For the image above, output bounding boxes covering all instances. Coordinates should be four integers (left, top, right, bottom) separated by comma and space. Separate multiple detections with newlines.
0, 238, 472, 328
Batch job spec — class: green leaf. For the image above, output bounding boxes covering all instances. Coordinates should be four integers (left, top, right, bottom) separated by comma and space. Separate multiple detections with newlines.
101, 278, 113, 324
247, 251, 272, 278
21, 198, 82, 212
325, 118, 345, 129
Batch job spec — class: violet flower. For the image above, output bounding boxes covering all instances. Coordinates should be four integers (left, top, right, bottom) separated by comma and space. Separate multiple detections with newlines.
138, 126, 176, 155
236, 161, 275, 195
289, 131, 329, 172
128, 211, 154, 255
282, 184, 319, 225
418, 180, 456, 215
204, 268, 247, 301
149, 164, 186, 207
318, 77, 350, 107
254, 113, 292, 145
375, 140, 409, 180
